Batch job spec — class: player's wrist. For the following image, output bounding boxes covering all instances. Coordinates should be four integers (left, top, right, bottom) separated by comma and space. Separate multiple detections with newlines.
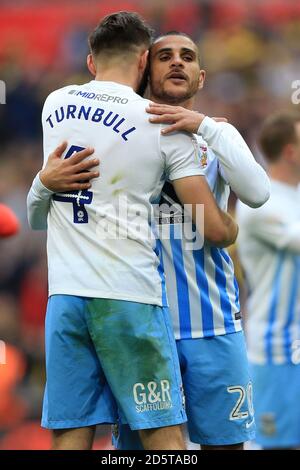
195, 113, 207, 134
195, 113, 205, 131
38, 171, 55, 193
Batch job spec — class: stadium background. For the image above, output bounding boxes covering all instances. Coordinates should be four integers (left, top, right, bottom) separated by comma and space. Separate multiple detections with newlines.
0, 0, 299, 449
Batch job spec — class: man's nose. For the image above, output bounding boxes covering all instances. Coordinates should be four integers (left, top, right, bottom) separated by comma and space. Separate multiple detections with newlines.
170, 55, 183, 67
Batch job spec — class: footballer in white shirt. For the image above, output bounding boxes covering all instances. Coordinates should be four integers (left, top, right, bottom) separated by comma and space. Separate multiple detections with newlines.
27, 14, 238, 450
237, 111, 300, 449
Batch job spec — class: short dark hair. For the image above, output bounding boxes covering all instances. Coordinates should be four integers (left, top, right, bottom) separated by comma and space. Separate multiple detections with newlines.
89, 11, 153, 58
259, 111, 300, 163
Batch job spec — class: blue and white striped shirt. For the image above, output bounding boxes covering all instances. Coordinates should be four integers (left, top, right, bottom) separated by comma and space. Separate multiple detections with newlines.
157, 137, 242, 339
156, 117, 270, 339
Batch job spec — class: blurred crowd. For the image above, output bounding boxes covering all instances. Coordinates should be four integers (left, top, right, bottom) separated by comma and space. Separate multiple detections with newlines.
0, 0, 300, 449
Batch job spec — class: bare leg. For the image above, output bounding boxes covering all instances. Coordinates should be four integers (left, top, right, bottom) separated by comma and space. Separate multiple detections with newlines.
138, 425, 185, 450
202, 443, 244, 451
52, 426, 96, 450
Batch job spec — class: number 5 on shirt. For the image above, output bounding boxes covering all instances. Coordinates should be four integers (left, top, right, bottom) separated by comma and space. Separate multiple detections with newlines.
53, 145, 93, 224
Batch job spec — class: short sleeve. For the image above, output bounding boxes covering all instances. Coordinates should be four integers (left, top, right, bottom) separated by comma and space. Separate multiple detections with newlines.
160, 130, 205, 181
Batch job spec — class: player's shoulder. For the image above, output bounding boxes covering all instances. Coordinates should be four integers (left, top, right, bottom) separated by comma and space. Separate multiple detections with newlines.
194, 133, 208, 147
194, 133, 218, 166
128, 95, 162, 130
217, 121, 242, 137
217, 121, 236, 131
45, 84, 76, 99
43, 84, 76, 108
129, 93, 151, 111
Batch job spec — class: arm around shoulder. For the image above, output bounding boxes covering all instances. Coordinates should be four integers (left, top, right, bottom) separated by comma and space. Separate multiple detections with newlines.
198, 118, 271, 208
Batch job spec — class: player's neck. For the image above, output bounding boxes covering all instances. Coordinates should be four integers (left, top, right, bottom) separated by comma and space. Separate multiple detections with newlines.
269, 164, 300, 187
94, 68, 138, 91
149, 94, 195, 110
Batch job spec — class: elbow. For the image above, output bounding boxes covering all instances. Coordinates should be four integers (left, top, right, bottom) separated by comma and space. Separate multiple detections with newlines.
27, 212, 47, 231
253, 177, 271, 208
27, 217, 37, 230
205, 214, 238, 247
205, 226, 236, 247
28, 219, 47, 231
249, 173, 271, 208
243, 184, 271, 209
205, 229, 224, 246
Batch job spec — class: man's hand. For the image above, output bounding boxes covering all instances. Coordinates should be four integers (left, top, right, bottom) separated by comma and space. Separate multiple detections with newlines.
146, 102, 227, 134
40, 142, 100, 192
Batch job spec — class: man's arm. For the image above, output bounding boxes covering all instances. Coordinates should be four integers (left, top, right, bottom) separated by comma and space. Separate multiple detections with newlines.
27, 144, 99, 230
161, 127, 238, 248
198, 117, 270, 208
173, 175, 238, 248
147, 104, 270, 208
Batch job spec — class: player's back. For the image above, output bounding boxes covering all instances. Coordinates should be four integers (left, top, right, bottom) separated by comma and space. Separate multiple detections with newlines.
42, 80, 199, 306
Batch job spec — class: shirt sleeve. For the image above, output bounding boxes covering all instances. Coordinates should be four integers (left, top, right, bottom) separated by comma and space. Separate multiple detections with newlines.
27, 92, 59, 230
27, 173, 54, 230
237, 202, 300, 254
160, 129, 205, 181
198, 117, 270, 208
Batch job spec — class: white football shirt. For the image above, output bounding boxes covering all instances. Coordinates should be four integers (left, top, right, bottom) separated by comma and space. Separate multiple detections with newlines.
40, 80, 203, 305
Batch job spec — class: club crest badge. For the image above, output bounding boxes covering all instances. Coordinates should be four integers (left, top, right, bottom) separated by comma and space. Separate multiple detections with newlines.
199, 145, 208, 168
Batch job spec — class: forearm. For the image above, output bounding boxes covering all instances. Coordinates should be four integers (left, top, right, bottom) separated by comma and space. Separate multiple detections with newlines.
173, 175, 238, 247
27, 173, 53, 230
191, 205, 238, 248
217, 210, 239, 248
198, 117, 270, 208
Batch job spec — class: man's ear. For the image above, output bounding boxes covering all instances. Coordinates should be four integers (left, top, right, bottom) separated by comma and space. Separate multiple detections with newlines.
87, 54, 97, 76
283, 143, 297, 164
139, 49, 149, 74
198, 70, 206, 91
